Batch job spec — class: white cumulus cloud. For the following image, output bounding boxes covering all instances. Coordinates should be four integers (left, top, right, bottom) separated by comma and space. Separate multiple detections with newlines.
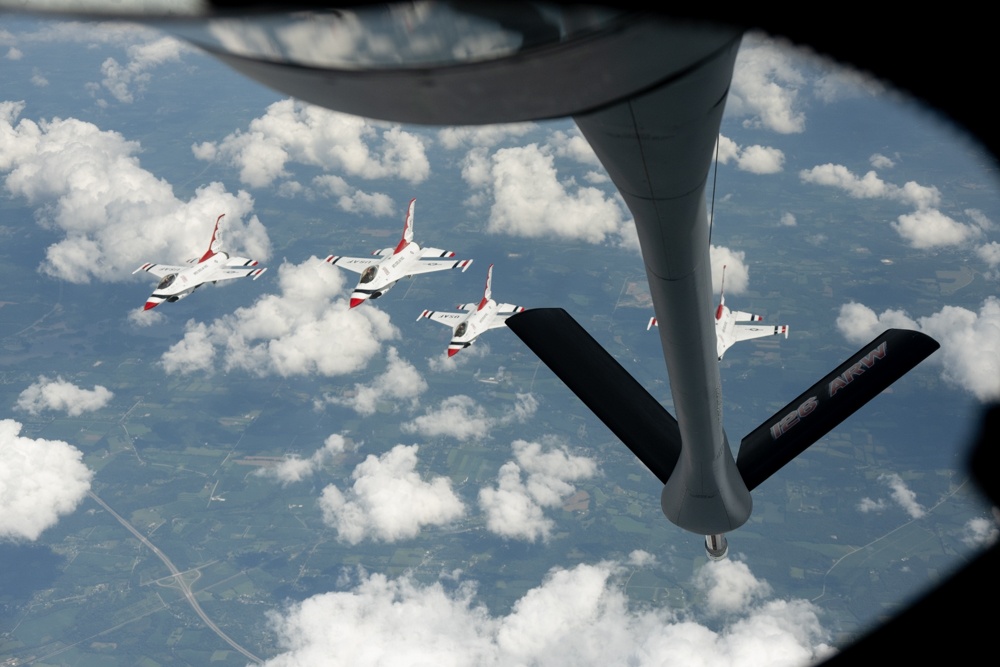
437, 122, 537, 150
478, 437, 598, 542
799, 164, 940, 207
717, 135, 785, 174
402, 393, 538, 441
5, 21, 189, 105
194, 98, 430, 189
319, 444, 465, 544
891, 208, 979, 249
870, 153, 896, 169
0, 101, 270, 284
737, 144, 786, 174
627, 550, 658, 567
547, 128, 601, 166
311, 176, 396, 216
729, 35, 807, 134
710, 245, 751, 295
0, 419, 93, 541
880, 472, 926, 519
798, 162, 991, 250
160, 257, 397, 377
402, 394, 491, 441
836, 299, 1000, 401
259, 558, 831, 667
694, 558, 773, 616
962, 516, 999, 548
98, 35, 188, 103
318, 347, 427, 416
857, 497, 887, 513
426, 340, 493, 373
976, 241, 1000, 268
465, 142, 633, 247
856, 473, 926, 520
813, 66, 884, 103
127, 307, 164, 328
259, 434, 351, 485
16, 376, 113, 417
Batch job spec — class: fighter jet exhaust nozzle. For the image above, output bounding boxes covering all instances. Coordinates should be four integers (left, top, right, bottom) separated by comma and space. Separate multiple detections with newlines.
705, 534, 728, 561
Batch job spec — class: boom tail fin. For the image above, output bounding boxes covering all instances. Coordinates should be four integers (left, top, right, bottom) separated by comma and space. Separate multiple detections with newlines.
736, 328, 939, 491
506, 308, 681, 484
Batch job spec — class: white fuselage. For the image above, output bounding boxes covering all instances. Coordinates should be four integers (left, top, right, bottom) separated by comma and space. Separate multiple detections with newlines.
353, 242, 421, 300
450, 299, 497, 354
715, 305, 739, 359
154, 253, 228, 301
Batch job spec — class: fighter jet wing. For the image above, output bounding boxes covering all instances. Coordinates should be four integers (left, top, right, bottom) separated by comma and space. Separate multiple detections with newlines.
133, 263, 188, 278
733, 323, 789, 343
730, 310, 763, 322
406, 258, 473, 276
417, 310, 466, 325
486, 313, 522, 330
325, 255, 381, 274
371, 247, 395, 257
224, 256, 262, 268
419, 247, 458, 258
484, 304, 526, 329
211, 266, 268, 281
457, 299, 520, 313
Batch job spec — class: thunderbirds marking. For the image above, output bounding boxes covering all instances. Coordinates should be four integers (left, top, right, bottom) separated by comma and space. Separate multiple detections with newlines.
325, 198, 472, 308
418, 264, 524, 356
648, 266, 789, 359
133, 214, 266, 311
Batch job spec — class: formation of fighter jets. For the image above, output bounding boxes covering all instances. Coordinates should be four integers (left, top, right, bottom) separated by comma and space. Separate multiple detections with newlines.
647, 265, 789, 360
133, 214, 267, 311
134, 201, 788, 361
91, 10, 956, 651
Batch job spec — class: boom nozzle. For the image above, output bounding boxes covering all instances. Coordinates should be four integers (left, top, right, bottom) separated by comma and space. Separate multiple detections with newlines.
705, 533, 728, 561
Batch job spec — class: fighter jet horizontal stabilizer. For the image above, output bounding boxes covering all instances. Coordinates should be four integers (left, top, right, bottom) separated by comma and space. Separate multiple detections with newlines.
736, 328, 939, 491
506, 308, 681, 484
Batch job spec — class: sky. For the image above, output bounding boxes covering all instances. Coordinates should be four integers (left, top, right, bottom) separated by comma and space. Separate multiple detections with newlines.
0, 8, 998, 667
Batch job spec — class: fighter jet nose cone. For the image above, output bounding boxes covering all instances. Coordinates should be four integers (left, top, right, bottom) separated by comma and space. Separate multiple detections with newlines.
143, 301, 158, 311
447, 348, 459, 357
349, 297, 364, 309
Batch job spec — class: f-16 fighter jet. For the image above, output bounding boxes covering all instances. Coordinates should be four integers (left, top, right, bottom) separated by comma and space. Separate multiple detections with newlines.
418, 263, 524, 356
133, 214, 267, 311
325, 198, 472, 308
648, 266, 788, 360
